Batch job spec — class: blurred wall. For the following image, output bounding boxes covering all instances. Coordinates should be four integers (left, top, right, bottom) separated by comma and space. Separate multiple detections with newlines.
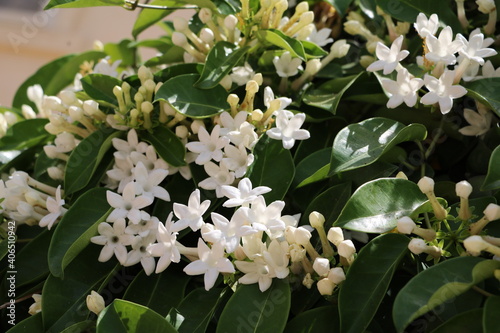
0, 2, 186, 107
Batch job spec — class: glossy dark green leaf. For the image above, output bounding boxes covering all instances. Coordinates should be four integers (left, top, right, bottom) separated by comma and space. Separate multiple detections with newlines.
339, 233, 409, 333
132, 0, 177, 38
300, 182, 351, 227
42, 245, 117, 333
48, 188, 110, 278
140, 126, 186, 167
15, 230, 53, 287
64, 128, 120, 195
303, 73, 363, 114
154, 74, 229, 118
80, 74, 124, 106
293, 147, 330, 188
375, 0, 462, 33
482, 146, 500, 191
257, 29, 306, 60
334, 178, 427, 233
168, 287, 230, 333
0, 119, 51, 151
483, 295, 500, 333
45, 0, 123, 9
59, 320, 95, 333
97, 299, 177, 333
196, 42, 250, 89
284, 305, 340, 332
248, 137, 295, 203
329, 118, 427, 175
6, 313, 43, 333
216, 279, 290, 333
123, 265, 190, 316
393, 257, 500, 333
301, 40, 328, 59
430, 308, 483, 333
465, 78, 500, 118
0, 146, 40, 175
144, 46, 185, 67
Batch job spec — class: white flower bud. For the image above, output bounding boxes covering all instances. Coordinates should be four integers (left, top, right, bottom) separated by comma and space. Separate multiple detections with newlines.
456, 180, 473, 198
484, 203, 500, 222
220, 75, 233, 90
304, 59, 322, 76
295, 2, 309, 15
224, 15, 238, 30
172, 32, 188, 47
252, 73, 263, 86
464, 235, 488, 256
22, 105, 37, 119
289, 243, 306, 262
317, 278, 335, 296
408, 238, 427, 255
175, 125, 189, 139
309, 211, 325, 229
327, 227, 344, 246
28, 294, 42, 315
328, 267, 346, 284
227, 94, 239, 106
294, 227, 312, 246
476, 0, 496, 13
59, 90, 78, 106
397, 216, 416, 234
47, 166, 64, 180
395, 171, 408, 180
191, 120, 205, 134
83, 100, 100, 116
245, 80, 259, 94
330, 40, 350, 58
337, 240, 356, 258
312, 257, 330, 276
86, 291, 105, 315
200, 28, 215, 43
173, 17, 189, 31
199, 8, 212, 23
251, 109, 263, 121
417, 176, 435, 194
138, 66, 153, 83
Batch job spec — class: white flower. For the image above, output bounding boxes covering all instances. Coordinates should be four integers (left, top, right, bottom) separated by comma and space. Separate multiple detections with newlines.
218, 111, 249, 136
93, 58, 122, 77
476, 0, 496, 14
459, 103, 493, 136
227, 122, 259, 149
367, 36, 409, 75
198, 162, 235, 198
86, 291, 105, 315
106, 182, 154, 223
266, 110, 310, 149
380, 68, 424, 108
230, 62, 255, 86
262, 239, 290, 279
307, 27, 333, 47
202, 212, 255, 253
220, 178, 271, 208
147, 213, 181, 273
125, 234, 156, 275
481, 60, 500, 78
456, 32, 497, 65
172, 189, 210, 232
221, 144, 254, 178
39, 185, 65, 230
133, 162, 170, 201
425, 27, 464, 65
235, 256, 274, 292
421, 70, 467, 114
91, 218, 134, 264
28, 294, 42, 315
313, 257, 330, 277
183, 238, 235, 291
106, 157, 135, 193
263, 86, 292, 110
248, 196, 286, 232
273, 52, 303, 77
112, 129, 148, 160
186, 125, 230, 165
125, 215, 159, 237
414, 13, 439, 38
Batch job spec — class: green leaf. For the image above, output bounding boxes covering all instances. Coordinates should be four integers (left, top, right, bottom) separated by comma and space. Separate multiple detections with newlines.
196, 42, 250, 89
132, 0, 178, 38
168, 287, 230, 333
59, 320, 95, 333
140, 126, 186, 167
483, 296, 500, 333
465, 78, 500, 118
6, 313, 43, 333
257, 29, 307, 61
375, 0, 462, 33
80, 74, 125, 106
154, 74, 229, 118
42, 245, 117, 333
303, 73, 363, 114
144, 46, 185, 67
0, 146, 40, 175
329, 117, 427, 175
48, 188, 110, 278
431, 308, 483, 333
301, 40, 329, 59
15, 230, 53, 287
330, 0, 354, 16
293, 147, 330, 188
301, 183, 351, 227
64, 128, 120, 195
284, 305, 340, 332
334, 178, 427, 233
45, 0, 123, 9
339, 233, 410, 333
216, 279, 290, 333
393, 257, 500, 333
482, 146, 500, 191
0, 119, 51, 151
97, 299, 177, 333
248, 137, 295, 203
123, 265, 190, 316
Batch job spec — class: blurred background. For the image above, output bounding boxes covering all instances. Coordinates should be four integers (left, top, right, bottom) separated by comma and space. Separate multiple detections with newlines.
0, 0, 178, 106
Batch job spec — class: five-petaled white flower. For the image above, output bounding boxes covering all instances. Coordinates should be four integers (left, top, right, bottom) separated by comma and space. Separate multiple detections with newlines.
39, 185, 65, 230
414, 13, 439, 38
459, 103, 493, 136
183, 238, 235, 291
421, 70, 467, 114
456, 32, 497, 65
133, 162, 170, 202
380, 68, 424, 108
125, 233, 157, 275
307, 27, 333, 47
106, 182, 153, 223
91, 218, 134, 264
266, 110, 310, 149
273, 52, 303, 77
186, 125, 230, 165
147, 213, 181, 273
220, 178, 271, 208
367, 35, 409, 75
172, 189, 211, 232
425, 26, 464, 65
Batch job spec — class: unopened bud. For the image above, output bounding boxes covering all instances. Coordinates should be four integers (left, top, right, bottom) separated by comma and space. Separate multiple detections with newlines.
327, 227, 344, 246
328, 267, 346, 284
86, 291, 105, 315
312, 257, 330, 276
337, 240, 356, 258
484, 203, 500, 222
317, 278, 335, 295
456, 180, 473, 198
309, 211, 325, 229
397, 216, 416, 234
418, 176, 435, 194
